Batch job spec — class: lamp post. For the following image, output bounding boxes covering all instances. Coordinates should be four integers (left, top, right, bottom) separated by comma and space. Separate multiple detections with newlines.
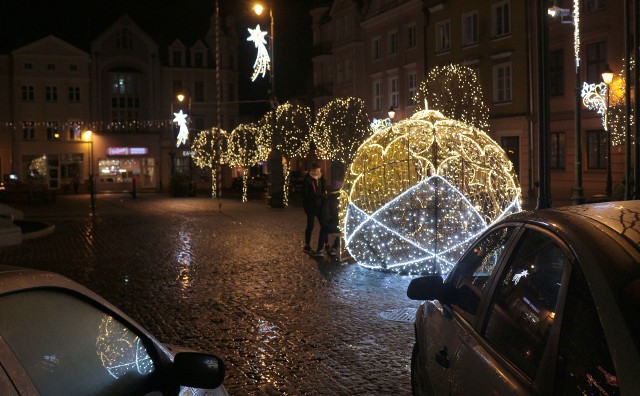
549, 2, 585, 205
254, 2, 284, 207
170, 92, 190, 178
602, 65, 614, 198
82, 130, 95, 214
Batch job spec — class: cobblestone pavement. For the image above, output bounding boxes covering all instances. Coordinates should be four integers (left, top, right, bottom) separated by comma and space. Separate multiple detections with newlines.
0, 192, 421, 395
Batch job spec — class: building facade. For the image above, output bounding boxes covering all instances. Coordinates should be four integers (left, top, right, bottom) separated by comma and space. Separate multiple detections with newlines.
311, 0, 628, 202
0, 12, 239, 193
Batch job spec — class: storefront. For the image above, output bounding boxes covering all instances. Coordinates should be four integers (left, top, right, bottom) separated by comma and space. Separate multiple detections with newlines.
96, 147, 156, 192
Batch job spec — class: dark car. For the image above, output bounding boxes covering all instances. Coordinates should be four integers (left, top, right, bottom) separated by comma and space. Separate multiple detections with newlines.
408, 201, 640, 395
0, 266, 226, 395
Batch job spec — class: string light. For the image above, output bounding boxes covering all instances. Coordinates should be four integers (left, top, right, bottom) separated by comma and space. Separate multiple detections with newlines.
341, 109, 521, 275
413, 64, 490, 130
191, 127, 227, 198
312, 97, 372, 165
259, 102, 312, 206
226, 123, 271, 202
246, 24, 270, 81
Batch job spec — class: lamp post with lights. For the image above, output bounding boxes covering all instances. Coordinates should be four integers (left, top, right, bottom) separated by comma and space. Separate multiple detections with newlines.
601, 65, 614, 198
549, 2, 585, 205
82, 130, 95, 214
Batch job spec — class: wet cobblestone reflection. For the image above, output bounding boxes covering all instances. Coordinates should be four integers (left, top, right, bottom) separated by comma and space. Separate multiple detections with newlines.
0, 194, 420, 395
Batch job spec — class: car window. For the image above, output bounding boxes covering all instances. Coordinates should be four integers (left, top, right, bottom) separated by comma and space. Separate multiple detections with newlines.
483, 229, 569, 378
555, 267, 618, 395
448, 226, 516, 324
0, 289, 157, 395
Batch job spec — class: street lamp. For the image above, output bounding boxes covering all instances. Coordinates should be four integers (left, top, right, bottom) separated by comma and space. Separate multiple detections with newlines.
253, 2, 283, 207
387, 106, 396, 121
82, 130, 95, 214
602, 64, 614, 198
548, 2, 584, 205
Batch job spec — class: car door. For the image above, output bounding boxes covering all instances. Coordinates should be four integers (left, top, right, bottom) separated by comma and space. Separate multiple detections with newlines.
0, 288, 165, 395
421, 226, 517, 395
449, 227, 572, 395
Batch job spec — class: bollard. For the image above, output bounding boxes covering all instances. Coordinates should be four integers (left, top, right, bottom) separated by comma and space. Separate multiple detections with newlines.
131, 178, 137, 199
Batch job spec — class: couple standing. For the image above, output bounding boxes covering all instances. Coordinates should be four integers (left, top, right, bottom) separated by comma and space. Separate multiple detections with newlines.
302, 163, 340, 257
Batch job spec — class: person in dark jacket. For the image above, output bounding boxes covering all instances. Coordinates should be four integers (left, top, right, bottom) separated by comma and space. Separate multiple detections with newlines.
302, 163, 326, 256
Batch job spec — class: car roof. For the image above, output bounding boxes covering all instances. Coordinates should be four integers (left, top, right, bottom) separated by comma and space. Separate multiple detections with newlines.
504, 200, 640, 252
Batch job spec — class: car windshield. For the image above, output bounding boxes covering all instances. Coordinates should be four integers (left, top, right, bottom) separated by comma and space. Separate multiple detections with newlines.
0, 289, 157, 395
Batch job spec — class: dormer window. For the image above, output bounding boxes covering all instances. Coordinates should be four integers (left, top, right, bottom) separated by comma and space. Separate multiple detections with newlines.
194, 52, 203, 67
116, 26, 133, 49
172, 50, 182, 67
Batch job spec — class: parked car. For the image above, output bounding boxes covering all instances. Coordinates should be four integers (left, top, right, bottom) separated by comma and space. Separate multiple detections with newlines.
408, 201, 640, 395
0, 265, 227, 395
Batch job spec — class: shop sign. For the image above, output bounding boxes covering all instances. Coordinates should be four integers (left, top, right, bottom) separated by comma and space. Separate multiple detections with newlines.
107, 147, 149, 156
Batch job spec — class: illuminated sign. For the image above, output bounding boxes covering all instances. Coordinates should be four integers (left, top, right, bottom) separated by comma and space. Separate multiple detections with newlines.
106, 147, 149, 156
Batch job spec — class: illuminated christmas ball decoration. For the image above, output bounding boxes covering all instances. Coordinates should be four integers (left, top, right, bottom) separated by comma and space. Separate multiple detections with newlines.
341, 109, 521, 275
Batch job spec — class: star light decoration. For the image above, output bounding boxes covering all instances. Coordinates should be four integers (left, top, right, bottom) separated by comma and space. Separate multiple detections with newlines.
173, 110, 189, 147
341, 109, 521, 275
247, 24, 270, 81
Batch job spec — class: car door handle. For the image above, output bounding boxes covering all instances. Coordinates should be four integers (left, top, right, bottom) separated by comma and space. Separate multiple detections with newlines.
436, 346, 450, 368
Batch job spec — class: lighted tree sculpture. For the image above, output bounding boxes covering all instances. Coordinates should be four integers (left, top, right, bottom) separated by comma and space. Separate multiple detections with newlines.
227, 123, 271, 202
413, 64, 490, 129
341, 109, 521, 276
260, 102, 312, 205
313, 97, 372, 175
191, 127, 227, 198
28, 155, 48, 181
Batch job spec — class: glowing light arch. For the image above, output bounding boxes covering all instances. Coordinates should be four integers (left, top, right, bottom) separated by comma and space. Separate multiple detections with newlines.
341, 109, 521, 275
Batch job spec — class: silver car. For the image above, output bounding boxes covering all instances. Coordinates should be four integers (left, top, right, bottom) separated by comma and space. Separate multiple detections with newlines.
0, 265, 227, 395
408, 201, 640, 395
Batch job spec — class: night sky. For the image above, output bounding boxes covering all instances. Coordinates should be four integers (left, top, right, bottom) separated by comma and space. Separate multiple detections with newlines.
0, 0, 314, 114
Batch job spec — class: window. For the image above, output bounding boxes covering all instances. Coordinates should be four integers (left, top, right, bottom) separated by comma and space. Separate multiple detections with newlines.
373, 81, 382, 111
173, 81, 183, 96
69, 64, 78, 71
116, 25, 133, 49
585, 0, 606, 12
24, 62, 32, 70
46, 122, 59, 140
550, 132, 566, 169
493, 62, 512, 102
194, 81, 204, 102
172, 51, 182, 67
462, 11, 479, 46
406, 24, 416, 49
501, 136, 520, 177
68, 123, 81, 140
194, 52, 203, 67
492, 0, 511, 37
389, 31, 398, 55
436, 20, 451, 53
110, 73, 140, 122
68, 87, 80, 102
587, 130, 608, 169
45, 86, 58, 102
549, 50, 564, 96
22, 86, 34, 101
555, 266, 618, 395
586, 42, 607, 83
484, 229, 569, 378
389, 77, 399, 108
447, 227, 516, 324
345, 59, 352, 83
407, 72, 417, 105
372, 37, 382, 59
337, 62, 344, 84
0, 290, 156, 395
22, 121, 35, 140
47, 63, 55, 70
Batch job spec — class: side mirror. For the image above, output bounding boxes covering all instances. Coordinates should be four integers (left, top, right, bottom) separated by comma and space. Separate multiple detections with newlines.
407, 275, 448, 301
172, 352, 225, 389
